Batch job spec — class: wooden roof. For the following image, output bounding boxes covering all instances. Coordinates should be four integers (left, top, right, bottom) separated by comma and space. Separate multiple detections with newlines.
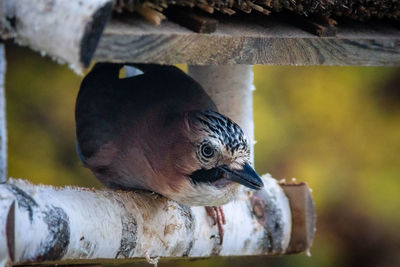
1, 0, 399, 72
95, 14, 400, 66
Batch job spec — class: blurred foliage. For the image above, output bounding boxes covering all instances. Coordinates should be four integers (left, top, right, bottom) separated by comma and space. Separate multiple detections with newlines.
5, 43, 400, 267
5, 43, 101, 188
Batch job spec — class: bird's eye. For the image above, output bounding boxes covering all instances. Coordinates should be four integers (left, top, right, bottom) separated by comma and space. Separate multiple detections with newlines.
201, 144, 215, 158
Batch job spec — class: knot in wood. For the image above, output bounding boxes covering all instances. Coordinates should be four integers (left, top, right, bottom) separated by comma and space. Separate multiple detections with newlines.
250, 195, 266, 221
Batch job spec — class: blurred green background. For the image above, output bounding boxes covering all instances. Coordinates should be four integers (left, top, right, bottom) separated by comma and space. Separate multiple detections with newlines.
5, 43, 400, 267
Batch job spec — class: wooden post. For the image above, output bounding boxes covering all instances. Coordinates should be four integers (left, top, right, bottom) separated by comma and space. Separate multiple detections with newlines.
0, 44, 6, 183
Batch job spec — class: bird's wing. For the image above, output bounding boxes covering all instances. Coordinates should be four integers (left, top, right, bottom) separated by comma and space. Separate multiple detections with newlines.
75, 63, 218, 189
75, 63, 122, 162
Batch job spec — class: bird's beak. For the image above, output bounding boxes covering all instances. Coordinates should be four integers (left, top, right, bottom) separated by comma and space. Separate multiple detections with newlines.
222, 163, 264, 190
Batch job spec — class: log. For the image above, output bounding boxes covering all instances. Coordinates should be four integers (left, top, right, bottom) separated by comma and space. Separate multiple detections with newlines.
0, 44, 6, 183
94, 15, 400, 66
0, 0, 113, 73
0, 176, 296, 266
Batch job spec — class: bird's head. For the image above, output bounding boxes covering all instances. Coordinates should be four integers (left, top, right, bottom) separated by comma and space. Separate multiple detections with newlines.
163, 110, 264, 206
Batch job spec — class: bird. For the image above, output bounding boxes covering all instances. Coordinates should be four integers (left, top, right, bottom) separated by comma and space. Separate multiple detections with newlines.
75, 63, 264, 243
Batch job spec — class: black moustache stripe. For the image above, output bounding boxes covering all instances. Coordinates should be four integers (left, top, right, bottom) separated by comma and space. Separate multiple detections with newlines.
189, 167, 225, 184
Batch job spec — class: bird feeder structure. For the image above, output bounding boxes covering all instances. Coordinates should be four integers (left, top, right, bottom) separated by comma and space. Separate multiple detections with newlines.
0, 0, 399, 266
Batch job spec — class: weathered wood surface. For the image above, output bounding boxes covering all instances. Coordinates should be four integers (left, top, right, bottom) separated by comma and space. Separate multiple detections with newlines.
0, 44, 6, 183
0, 176, 308, 266
94, 15, 400, 66
0, 0, 113, 73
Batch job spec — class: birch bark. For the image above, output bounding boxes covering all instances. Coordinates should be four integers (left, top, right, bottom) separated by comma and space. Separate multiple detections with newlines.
0, 0, 113, 73
0, 44, 6, 183
0, 177, 291, 265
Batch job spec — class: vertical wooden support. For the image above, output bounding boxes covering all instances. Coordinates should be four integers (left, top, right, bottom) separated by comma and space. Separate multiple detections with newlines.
0, 43, 9, 267
0, 44, 6, 183
188, 65, 255, 163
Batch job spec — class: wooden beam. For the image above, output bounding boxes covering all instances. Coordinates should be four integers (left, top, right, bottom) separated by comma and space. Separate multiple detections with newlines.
94, 15, 400, 66
0, 44, 6, 183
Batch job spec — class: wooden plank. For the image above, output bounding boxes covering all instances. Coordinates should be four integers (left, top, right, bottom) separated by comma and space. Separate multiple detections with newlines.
0, 44, 6, 183
94, 15, 400, 66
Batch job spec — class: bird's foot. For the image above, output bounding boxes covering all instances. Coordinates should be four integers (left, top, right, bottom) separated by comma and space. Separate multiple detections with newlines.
205, 206, 226, 245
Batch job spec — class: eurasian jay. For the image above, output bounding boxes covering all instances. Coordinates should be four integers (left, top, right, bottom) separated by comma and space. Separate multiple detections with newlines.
75, 63, 263, 243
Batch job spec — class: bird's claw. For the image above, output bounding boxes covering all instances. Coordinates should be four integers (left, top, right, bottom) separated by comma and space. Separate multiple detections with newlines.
205, 206, 226, 245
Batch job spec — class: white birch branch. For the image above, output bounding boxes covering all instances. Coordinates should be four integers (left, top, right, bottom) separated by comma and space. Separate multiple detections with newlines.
0, 0, 113, 73
0, 175, 296, 266
0, 44, 6, 183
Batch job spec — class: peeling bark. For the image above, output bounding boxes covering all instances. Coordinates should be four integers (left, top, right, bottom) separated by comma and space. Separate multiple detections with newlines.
0, 176, 293, 266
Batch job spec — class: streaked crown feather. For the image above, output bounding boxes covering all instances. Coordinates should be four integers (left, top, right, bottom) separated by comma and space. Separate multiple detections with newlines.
189, 110, 249, 155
